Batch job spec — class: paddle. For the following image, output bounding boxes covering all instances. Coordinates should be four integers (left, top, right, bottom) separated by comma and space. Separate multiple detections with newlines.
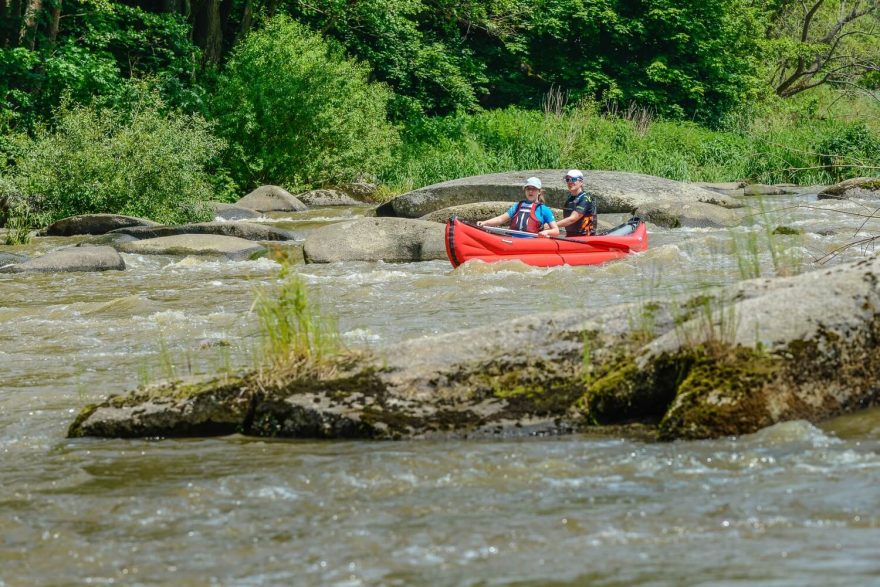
461, 220, 634, 251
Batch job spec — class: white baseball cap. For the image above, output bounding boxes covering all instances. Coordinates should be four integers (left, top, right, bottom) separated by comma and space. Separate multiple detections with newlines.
565, 169, 584, 181
524, 176, 542, 189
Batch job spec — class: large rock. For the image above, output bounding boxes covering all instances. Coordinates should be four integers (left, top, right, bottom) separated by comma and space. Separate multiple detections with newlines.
336, 182, 378, 201
303, 217, 445, 263
296, 189, 366, 207
110, 221, 297, 241
0, 246, 125, 273
236, 185, 307, 212
115, 234, 267, 260
44, 214, 159, 236
377, 170, 741, 219
418, 201, 561, 223
818, 177, 880, 200
635, 201, 739, 228
68, 252, 880, 441
210, 202, 263, 221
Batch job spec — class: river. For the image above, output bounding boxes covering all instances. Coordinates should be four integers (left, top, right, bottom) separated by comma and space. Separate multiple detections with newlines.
2, 193, 879, 585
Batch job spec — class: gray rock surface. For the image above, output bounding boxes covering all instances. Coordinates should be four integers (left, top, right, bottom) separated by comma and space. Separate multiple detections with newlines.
635, 201, 740, 228
210, 202, 263, 221
0, 252, 28, 267
818, 177, 880, 200
694, 181, 745, 192
743, 184, 788, 196
336, 182, 378, 200
296, 189, 366, 207
303, 217, 446, 263
0, 246, 125, 273
115, 234, 267, 260
236, 185, 308, 212
111, 221, 297, 241
44, 214, 159, 236
377, 170, 741, 220
68, 251, 880, 441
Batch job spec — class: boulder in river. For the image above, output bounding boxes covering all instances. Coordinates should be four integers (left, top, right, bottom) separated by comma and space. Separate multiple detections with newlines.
0, 246, 125, 273
635, 201, 740, 228
236, 185, 307, 212
303, 217, 445, 263
377, 170, 741, 220
210, 202, 263, 221
295, 189, 366, 207
115, 234, 267, 260
110, 221, 297, 242
44, 214, 159, 236
818, 177, 880, 200
67, 251, 880, 441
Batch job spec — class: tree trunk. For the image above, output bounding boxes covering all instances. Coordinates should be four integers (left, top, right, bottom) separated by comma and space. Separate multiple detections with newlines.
19, 0, 42, 50
47, 0, 60, 45
192, 0, 222, 63
239, 0, 253, 37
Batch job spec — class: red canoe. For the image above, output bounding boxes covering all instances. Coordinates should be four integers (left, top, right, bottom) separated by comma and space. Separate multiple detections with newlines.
444, 217, 648, 268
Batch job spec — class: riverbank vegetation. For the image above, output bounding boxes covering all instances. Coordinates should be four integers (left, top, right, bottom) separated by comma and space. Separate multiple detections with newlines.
1, 0, 879, 227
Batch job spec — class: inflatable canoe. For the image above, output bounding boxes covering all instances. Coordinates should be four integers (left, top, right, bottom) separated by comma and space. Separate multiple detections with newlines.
445, 216, 647, 268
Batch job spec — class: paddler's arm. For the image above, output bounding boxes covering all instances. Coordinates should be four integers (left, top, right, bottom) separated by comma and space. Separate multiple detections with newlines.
478, 213, 510, 227
556, 211, 583, 228
538, 220, 560, 238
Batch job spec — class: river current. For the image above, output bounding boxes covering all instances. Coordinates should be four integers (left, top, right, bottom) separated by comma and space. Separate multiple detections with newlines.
2, 194, 879, 586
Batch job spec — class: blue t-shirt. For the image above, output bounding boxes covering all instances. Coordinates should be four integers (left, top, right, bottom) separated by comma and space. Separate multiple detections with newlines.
506, 201, 556, 227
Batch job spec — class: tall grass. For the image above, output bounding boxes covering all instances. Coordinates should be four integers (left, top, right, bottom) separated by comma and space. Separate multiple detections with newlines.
251, 263, 344, 383
381, 92, 880, 192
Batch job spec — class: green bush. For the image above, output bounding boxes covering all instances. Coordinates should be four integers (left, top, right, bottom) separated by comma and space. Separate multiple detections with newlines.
212, 15, 400, 189
9, 91, 225, 224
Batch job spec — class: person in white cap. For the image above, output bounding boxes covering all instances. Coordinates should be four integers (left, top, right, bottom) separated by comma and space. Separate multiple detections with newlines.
477, 176, 559, 237
556, 169, 596, 236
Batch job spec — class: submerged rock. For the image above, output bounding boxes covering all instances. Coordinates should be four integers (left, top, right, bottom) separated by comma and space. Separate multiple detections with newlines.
303, 217, 445, 263
44, 214, 159, 236
377, 170, 741, 220
0, 252, 28, 267
236, 185, 307, 212
110, 221, 297, 242
115, 234, 267, 260
1, 246, 125, 273
69, 252, 880, 441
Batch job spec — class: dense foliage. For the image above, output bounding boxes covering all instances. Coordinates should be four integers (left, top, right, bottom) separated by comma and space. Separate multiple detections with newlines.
211, 16, 399, 188
0, 0, 878, 227
6, 92, 223, 224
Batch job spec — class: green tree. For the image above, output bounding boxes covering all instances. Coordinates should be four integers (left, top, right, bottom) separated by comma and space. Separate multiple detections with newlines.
211, 14, 399, 188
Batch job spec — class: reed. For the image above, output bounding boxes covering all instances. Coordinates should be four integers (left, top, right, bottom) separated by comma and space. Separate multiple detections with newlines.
251, 263, 345, 385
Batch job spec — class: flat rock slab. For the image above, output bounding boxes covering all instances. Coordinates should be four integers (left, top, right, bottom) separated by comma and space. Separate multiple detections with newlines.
377, 170, 741, 219
303, 217, 445, 263
0, 246, 125, 273
210, 203, 263, 221
116, 234, 267, 260
236, 185, 307, 212
69, 251, 880, 441
819, 177, 880, 200
44, 214, 159, 236
110, 221, 297, 241
694, 181, 746, 192
296, 189, 366, 207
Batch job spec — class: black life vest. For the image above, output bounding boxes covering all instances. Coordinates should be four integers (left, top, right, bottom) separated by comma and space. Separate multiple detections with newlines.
510, 200, 546, 233
563, 192, 596, 236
